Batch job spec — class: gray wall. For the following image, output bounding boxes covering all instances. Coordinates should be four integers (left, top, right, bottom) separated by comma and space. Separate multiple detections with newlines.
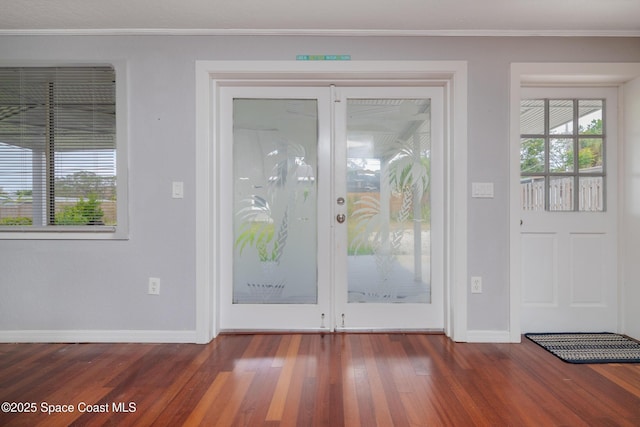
1, 35, 639, 336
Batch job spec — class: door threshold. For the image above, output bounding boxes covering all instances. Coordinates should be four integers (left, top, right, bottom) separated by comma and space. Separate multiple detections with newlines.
219, 328, 445, 335
219, 328, 332, 335
334, 328, 445, 334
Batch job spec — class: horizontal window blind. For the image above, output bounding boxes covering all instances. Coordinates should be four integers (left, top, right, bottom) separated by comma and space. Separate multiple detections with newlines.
0, 66, 117, 228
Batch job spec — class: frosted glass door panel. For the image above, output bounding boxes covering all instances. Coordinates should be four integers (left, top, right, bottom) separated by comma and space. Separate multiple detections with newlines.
346, 99, 431, 303
232, 99, 318, 304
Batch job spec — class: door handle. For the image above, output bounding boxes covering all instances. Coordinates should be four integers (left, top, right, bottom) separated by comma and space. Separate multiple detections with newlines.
336, 214, 346, 224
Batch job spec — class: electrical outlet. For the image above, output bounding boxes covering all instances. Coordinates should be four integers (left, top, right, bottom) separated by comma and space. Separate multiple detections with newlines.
471, 276, 482, 293
148, 277, 161, 295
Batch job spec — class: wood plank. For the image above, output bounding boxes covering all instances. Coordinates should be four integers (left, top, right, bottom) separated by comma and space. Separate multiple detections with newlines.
182, 371, 231, 425
208, 371, 255, 426
341, 334, 362, 427
279, 336, 307, 427
232, 336, 283, 426
359, 334, 397, 426
265, 334, 301, 421
158, 335, 253, 426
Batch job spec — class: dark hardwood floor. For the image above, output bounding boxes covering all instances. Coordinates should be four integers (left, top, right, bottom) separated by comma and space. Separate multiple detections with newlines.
1, 333, 639, 426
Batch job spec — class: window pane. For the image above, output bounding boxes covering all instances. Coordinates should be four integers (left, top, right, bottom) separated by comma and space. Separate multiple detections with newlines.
520, 99, 544, 135
520, 138, 545, 173
521, 176, 545, 211
346, 98, 431, 303
53, 75, 116, 226
520, 96, 606, 213
0, 143, 37, 225
579, 100, 603, 135
550, 100, 574, 134
550, 138, 574, 172
549, 176, 574, 211
232, 98, 318, 304
579, 176, 604, 212
0, 66, 116, 228
54, 151, 116, 225
578, 138, 603, 172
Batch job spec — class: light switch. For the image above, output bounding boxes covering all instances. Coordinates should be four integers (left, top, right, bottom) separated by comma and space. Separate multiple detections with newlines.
172, 181, 184, 199
472, 182, 494, 198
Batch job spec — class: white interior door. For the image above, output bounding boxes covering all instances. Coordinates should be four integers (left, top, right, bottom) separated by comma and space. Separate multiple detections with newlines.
218, 85, 444, 331
519, 87, 619, 333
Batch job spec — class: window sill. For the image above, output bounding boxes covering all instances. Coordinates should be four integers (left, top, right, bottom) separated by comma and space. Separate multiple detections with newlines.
0, 226, 128, 240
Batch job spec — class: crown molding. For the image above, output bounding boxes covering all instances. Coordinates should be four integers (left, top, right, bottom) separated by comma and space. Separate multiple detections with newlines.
0, 28, 638, 37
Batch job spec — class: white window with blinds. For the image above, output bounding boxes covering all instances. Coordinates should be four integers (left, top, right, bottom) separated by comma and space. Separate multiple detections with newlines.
0, 65, 127, 238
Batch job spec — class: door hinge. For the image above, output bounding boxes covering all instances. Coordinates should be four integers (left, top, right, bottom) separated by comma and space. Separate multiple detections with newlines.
331, 84, 341, 103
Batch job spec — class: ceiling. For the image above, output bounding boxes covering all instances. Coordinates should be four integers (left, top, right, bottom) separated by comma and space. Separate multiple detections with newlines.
1, 0, 639, 36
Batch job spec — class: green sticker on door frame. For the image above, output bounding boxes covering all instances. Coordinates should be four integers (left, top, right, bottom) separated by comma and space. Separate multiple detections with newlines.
296, 55, 351, 61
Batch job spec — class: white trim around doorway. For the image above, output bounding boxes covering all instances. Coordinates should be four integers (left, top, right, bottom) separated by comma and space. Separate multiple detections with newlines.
194, 60, 468, 343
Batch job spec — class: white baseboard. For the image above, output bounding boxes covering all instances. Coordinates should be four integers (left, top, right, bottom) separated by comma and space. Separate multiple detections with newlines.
0, 330, 199, 343
0, 329, 520, 344
466, 330, 518, 343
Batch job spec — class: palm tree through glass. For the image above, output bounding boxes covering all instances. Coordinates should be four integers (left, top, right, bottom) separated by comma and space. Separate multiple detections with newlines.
232, 98, 318, 304
346, 99, 432, 303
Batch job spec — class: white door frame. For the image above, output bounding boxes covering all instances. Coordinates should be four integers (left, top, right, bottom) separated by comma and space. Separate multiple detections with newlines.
195, 60, 468, 343
509, 63, 640, 343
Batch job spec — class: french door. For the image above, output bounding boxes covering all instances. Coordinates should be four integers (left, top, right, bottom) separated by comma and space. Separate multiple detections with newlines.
218, 85, 443, 331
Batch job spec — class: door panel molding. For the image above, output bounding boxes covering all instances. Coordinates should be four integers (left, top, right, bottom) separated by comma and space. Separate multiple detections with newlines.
521, 233, 558, 306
